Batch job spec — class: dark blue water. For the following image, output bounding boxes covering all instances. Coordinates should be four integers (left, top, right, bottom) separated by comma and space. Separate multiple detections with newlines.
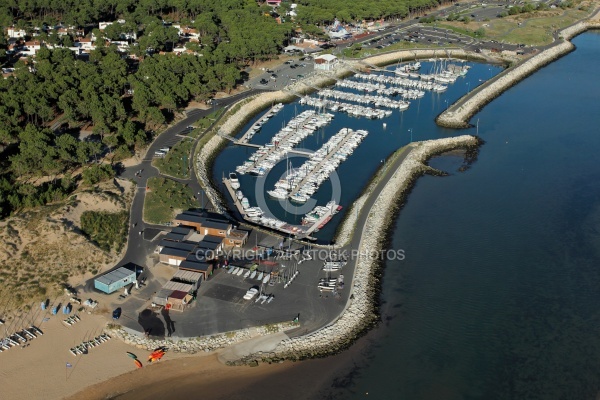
324, 32, 600, 399
213, 62, 503, 241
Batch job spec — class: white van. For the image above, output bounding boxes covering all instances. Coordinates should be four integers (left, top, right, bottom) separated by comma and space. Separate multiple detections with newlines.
159, 147, 170, 153
154, 151, 166, 157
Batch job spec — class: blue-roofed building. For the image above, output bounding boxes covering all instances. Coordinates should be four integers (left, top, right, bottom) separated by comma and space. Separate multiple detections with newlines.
94, 266, 137, 294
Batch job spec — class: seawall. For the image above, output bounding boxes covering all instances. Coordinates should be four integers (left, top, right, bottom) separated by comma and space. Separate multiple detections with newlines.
436, 11, 600, 128
238, 135, 481, 363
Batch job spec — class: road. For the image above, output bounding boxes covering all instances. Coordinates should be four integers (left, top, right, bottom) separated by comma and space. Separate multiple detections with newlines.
109, 88, 271, 270
84, 0, 568, 335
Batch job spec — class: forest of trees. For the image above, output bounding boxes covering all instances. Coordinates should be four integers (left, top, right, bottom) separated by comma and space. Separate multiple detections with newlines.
292, 0, 444, 25
0, 0, 442, 219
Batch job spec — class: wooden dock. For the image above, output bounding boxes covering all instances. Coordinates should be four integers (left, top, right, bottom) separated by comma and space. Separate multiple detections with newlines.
223, 177, 319, 240
301, 206, 336, 238
288, 128, 358, 199
238, 104, 283, 144
223, 178, 246, 217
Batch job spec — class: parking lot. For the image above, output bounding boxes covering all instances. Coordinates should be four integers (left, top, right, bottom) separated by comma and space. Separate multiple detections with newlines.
115, 229, 352, 339
248, 57, 316, 90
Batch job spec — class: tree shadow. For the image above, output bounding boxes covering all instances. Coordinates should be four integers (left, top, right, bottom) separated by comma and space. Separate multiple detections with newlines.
161, 308, 176, 337
138, 309, 166, 338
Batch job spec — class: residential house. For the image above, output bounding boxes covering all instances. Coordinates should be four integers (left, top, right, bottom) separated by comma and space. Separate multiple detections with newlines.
75, 38, 95, 51
6, 26, 26, 39
21, 41, 42, 56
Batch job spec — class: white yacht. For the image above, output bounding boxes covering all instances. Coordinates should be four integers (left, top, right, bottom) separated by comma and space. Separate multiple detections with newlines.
229, 172, 240, 189
267, 189, 288, 200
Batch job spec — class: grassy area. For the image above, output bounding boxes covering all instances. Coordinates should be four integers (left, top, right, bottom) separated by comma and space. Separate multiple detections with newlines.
153, 139, 193, 179
441, 8, 590, 45
342, 40, 444, 59
191, 108, 226, 137
80, 210, 129, 252
144, 177, 196, 224
434, 23, 484, 38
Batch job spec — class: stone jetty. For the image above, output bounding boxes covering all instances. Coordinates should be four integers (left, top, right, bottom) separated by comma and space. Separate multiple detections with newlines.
436, 9, 600, 128
238, 135, 481, 363
107, 321, 298, 354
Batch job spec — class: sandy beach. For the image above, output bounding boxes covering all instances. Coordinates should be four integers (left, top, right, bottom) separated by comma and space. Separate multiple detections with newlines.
68, 333, 372, 400
0, 305, 366, 400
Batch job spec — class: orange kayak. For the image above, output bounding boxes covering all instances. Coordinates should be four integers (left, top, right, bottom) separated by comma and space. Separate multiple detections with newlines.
148, 351, 165, 362
134, 359, 143, 368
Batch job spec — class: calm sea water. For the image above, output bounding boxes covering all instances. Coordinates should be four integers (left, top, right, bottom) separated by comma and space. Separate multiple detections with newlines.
323, 32, 600, 399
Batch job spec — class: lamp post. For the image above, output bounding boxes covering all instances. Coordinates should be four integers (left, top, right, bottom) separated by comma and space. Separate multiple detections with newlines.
444, 99, 448, 111
408, 128, 413, 142
466, 82, 470, 93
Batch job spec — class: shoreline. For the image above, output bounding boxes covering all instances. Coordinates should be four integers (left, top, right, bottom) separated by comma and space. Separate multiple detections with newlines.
234, 135, 482, 364
29, 13, 600, 400
436, 8, 600, 128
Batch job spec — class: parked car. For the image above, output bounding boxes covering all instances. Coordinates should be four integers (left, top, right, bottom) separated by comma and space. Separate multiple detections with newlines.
112, 307, 122, 320
270, 74, 278, 80
259, 78, 269, 85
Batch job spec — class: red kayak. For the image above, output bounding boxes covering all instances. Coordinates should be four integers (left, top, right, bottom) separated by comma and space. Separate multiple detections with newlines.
148, 351, 165, 362
134, 359, 143, 368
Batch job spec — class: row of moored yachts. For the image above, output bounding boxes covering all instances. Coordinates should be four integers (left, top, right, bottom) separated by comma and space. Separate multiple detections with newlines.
317, 89, 410, 110
241, 102, 284, 142
268, 128, 368, 204
236, 110, 334, 176
335, 79, 426, 99
354, 72, 448, 92
299, 97, 392, 119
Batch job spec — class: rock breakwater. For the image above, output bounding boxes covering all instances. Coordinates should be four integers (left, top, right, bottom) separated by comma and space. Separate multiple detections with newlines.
436, 10, 600, 128
235, 135, 482, 364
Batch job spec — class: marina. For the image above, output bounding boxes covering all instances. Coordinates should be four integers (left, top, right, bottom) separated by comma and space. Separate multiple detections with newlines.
235, 110, 334, 176
223, 175, 341, 239
214, 59, 485, 240
279, 128, 368, 203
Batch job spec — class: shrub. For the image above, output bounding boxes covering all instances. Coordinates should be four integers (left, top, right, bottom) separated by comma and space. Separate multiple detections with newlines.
82, 164, 115, 186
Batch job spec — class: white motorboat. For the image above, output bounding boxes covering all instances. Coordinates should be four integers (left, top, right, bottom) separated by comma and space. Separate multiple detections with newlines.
229, 172, 240, 189
241, 197, 250, 209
